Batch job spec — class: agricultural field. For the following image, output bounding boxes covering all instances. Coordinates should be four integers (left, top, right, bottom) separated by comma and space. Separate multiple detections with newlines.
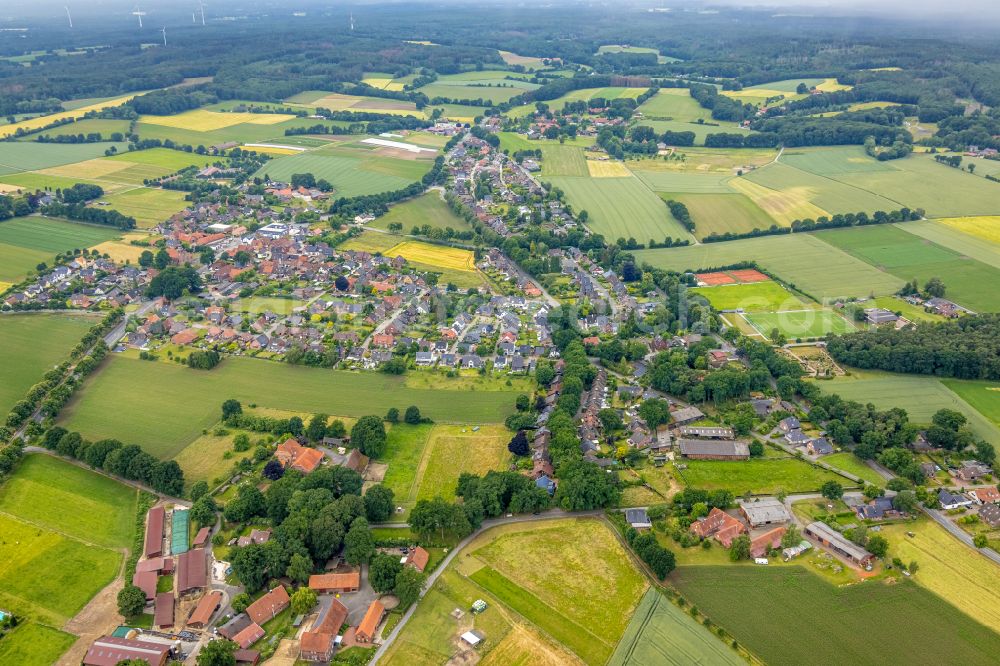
539, 145, 589, 177
880, 518, 1000, 634
0, 141, 129, 174
634, 119, 751, 146
629, 147, 776, 175
498, 50, 550, 69
133, 115, 328, 147
506, 87, 645, 117
467, 519, 648, 665
671, 566, 1000, 665
902, 219, 1000, 270
741, 160, 897, 219
634, 233, 905, 300
661, 192, 777, 238
58, 355, 521, 458
635, 88, 712, 122
415, 71, 539, 104
0, 313, 97, 415
939, 379, 1000, 428
0, 455, 133, 629
814, 371, 1000, 442
822, 452, 886, 487
690, 281, 809, 312
92, 188, 189, 228
139, 109, 296, 132
172, 428, 257, 489
676, 457, 849, 494
19, 118, 130, 142
587, 160, 632, 177
608, 588, 744, 666
546, 174, 695, 243
745, 308, 856, 340
383, 239, 484, 289
631, 169, 735, 194
0, 216, 120, 283
816, 224, 1000, 312
368, 192, 471, 234
285, 91, 424, 117
361, 72, 407, 91
255, 140, 435, 198
0, 93, 137, 139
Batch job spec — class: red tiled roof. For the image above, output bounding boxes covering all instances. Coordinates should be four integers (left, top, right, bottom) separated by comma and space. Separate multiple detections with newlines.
154, 592, 174, 628
187, 590, 223, 628
144, 506, 164, 558
405, 547, 430, 572
308, 572, 360, 592
177, 549, 207, 593
246, 586, 289, 625
132, 570, 157, 601
83, 636, 170, 666
233, 622, 265, 649
356, 600, 385, 641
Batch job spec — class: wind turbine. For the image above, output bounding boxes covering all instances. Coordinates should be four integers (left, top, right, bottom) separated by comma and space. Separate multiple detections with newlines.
132, 7, 146, 29
65, 6, 73, 28
350, 12, 355, 31
161, 27, 167, 46
198, 1, 206, 26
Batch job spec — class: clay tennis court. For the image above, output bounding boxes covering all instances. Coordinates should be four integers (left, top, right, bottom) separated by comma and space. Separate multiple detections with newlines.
695, 272, 736, 286
729, 269, 770, 283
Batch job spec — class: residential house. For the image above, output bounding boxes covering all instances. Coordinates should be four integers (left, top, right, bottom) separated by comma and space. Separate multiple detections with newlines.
690, 508, 746, 546
855, 496, 900, 521
246, 586, 290, 626
626, 508, 652, 530
299, 598, 348, 662
275, 439, 325, 474
404, 546, 430, 573
969, 487, 1000, 504
309, 572, 361, 594
750, 527, 786, 558
355, 600, 386, 643
938, 489, 973, 510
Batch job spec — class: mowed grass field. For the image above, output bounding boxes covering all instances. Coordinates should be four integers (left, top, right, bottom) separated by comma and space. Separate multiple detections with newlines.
368, 192, 472, 233
691, 281, 808, 312
677, 457, 849, 494
381, 424, 510, 517
881, 518, 1000, 635
468, 519, 648, 664
823, 452, 886, 487
636, 88, 712, 122
940, 379, 1000, 427
900, 219, 1000, 270
59, 355, 522, 458
0, 622, 77, 666
814, 371, 1000, 442
0, 455, 134, 629
665, 191, 778, 238
816, 224, 1000, 312
671, 566, 1000, 665
93, 188, 189, 228
634, 233, 905, 300
609, 588, 744, 666
745, 308, 856, 340
0, 141, 130, 174
0, 313, 97, 415
547, 174, 696, 243
0, 94, 136, 139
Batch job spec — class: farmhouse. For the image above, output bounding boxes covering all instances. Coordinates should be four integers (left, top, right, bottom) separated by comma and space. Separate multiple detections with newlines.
144, 505, 165, 558
956, 461, 991, 482
778, 417, 801, 433
805, 521, 873, 567
83, 636, 172, 666
234, 623, 266, 649
300, 597, 348, 662
678, 439, 751, 460
864, 308, 899, 325
690, 507, 747, 546
671, 406, 704, 425
939, 489, 973, 510
132, 570, 157, 601
309, 571, 361, 594
404, 546, 430, 572
275, 439, 325, 474
750, 527, 786, 558
739, 498, 791, 527
187, 590, 223, 628
246, 586, 290, 625
856, 496, 900, 521
807, 438, 833, 456
356, 599, 386, 643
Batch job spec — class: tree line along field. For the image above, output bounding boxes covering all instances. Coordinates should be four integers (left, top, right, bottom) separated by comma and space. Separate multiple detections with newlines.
0, 454, 136, 655
634, 233, 905, 301
57, 354, 522, 459
608, 588, 745, 666
384, 519, 648, 666
368, 192, 473, 233
0, 313, 99, 415
816, 224, 1000, 312
671, 566, 1000, 665
813, 371, 1000, 442
0, 141, 130, 174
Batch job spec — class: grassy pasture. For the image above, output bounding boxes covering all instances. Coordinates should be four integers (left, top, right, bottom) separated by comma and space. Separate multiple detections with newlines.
636, 88, 711, 122
673, 566, 1000, 665
469, 519, 647, 665
538, 145, 589, 177
497, 50, 549, 69
903, 219, 1000, 270
678, 457, 848, 494
58, 355, 521, 458
0, 622, 76, 666
0, 313, 96, 415
881, 518, 1000, 635
663, 191, 776, 238
110, 146, 220, 171
285, 91, 424, 117
0, 170, 126, 196
546, 174, 695, 243
822, 452, 886, 486
609, 588, 743, 666
338, 229, 405, 254
939, 379, 1000, 427
744, 161, 898, 217
0, 94, 136, 139
0, 454, 137, 549
369, 192, 472, 233
628, 147, 776, 174
20, 118, 130, 142
631, 169, 734, 194
814, 371, 1000, 442
92, 188, 189, 228
414, 425, 510, 502
746, 309, 856, 339
0, 215, 119, 253
780, 146, 897, 176
0, 141, 128, 173
816, 224, 1000, 312
633, 119, 748, 146
634, 233, 905, 300
691, 281, 806, 312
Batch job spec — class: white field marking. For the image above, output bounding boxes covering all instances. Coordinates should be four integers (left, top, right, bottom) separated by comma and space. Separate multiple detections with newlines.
360, 137, 436, 153
243, 143, 308, 151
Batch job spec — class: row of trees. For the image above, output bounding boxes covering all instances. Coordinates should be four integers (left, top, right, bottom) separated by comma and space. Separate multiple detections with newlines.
703, 207, 922, 243
40, 201, 136, 230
